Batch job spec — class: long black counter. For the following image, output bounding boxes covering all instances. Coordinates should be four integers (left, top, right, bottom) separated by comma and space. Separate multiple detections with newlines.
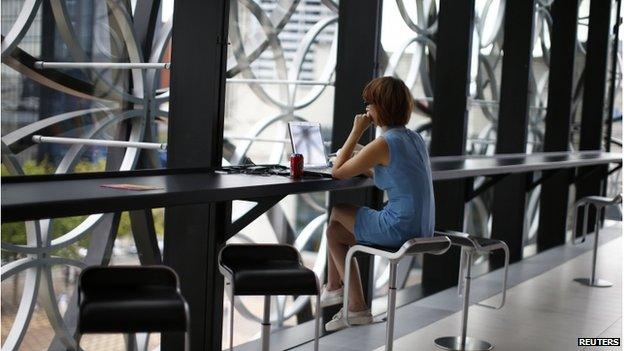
2, 151, 621, 222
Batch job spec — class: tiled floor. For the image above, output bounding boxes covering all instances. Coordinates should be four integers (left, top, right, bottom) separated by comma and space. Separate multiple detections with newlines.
291, 223, 622, 351
384, 235, 622, 351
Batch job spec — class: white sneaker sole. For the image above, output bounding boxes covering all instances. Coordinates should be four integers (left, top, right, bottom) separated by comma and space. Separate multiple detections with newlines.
320, 294, 343, 308
325, 314, 373, 332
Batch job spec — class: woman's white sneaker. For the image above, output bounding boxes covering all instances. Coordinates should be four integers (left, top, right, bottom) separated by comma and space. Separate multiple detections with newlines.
324, 307, 373, 332
320, 286, 343, 308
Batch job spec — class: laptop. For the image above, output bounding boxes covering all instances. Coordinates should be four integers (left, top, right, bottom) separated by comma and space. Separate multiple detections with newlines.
287, 121, 334, 175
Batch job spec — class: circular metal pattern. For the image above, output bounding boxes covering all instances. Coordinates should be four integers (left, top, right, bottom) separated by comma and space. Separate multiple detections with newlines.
0, 0, 338, 347
1, 0, 621, 349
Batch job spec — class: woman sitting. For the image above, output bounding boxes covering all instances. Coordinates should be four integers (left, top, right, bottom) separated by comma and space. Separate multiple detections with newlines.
322, 76, 435, 331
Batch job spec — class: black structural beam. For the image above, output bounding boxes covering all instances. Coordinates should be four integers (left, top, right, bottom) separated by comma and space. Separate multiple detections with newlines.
327, 0, 384, 326
163, 0, 230, 350
606, 0, 622, 153
537, 0, 579, 252
422, 0, 475, 293
466, 174, 507, 202
133, 0, 164, 169
575, 0, 613, 236
490, 0, 536, 267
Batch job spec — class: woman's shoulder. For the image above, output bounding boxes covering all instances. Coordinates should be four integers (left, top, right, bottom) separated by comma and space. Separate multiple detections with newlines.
369, 136, 390, 156
405, 128, 427, 147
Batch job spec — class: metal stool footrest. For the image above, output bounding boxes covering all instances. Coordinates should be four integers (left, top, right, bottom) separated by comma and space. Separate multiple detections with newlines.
572, 194, 621, 288
433, 230, 510, 351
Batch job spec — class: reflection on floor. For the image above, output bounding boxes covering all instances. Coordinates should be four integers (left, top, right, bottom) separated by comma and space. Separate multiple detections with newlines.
292, 223, 622, 351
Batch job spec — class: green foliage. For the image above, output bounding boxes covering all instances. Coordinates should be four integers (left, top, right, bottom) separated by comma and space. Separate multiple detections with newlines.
1, 158, 165, 261
1, 157, 54, 176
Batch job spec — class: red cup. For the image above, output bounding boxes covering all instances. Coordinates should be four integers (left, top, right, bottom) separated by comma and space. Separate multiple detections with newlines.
290, 153, 304, 179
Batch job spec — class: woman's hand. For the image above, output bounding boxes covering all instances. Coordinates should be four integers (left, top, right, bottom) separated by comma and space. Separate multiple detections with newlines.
353, 113, 372, 134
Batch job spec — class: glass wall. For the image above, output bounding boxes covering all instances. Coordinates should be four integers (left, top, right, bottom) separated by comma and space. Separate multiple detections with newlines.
522, 0, 553, 257
523, 0, 623, 256
464, 0, 505, 273
377, 0, 508, 299
377, 0, 437, 305
605, 0, 622, 205
222, 0, 337, 348
1, 0, 620, 349
1, 1, 173, 349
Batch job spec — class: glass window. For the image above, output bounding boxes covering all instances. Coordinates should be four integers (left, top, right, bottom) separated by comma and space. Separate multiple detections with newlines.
377, 0, 439, 309
605, 0, 622, 201
1, 1, 173, 349
222, 0, 338, 348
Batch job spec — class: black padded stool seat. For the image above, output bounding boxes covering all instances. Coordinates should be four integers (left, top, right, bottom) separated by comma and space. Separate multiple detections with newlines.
354, 237, 451, 256
80, 287, 187, 333
220, 245, 317, 295
77, 265, 189, 350
435, 230, 504, 252
219, 244, 320, 351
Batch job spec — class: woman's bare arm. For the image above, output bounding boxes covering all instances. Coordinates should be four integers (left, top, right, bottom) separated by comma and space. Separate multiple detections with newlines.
332, 137, 388, 179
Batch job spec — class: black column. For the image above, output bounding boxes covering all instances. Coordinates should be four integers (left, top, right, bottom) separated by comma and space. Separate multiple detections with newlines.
605, 0, 622, 153
490, 0, 536, 267
575, 0, 613, 234
537, 0, 579, 251
163, 0, 229, 350
326, 0, 383, 323
422, 0, 475, 293
133, 0, 163, 169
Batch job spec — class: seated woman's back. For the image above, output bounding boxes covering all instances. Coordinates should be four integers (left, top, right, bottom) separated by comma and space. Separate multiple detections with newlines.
374, 126, 435, 239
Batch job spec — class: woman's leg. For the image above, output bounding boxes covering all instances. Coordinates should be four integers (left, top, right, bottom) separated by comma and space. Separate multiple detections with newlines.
326, 204, 357, 290
326, 204, 367, 311
326, 249, 341, 291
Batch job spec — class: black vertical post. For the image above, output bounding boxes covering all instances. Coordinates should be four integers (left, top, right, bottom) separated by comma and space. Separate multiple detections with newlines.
605, 0, 622, 153
537, 0, 579, 252
490, 0, 536, 267
575, 0, 613, 234
327, 0, 383, 323
422, 0, 475, 293
163, 0, 229, 350
133, 0, 163, 169
132, 0, 161, 58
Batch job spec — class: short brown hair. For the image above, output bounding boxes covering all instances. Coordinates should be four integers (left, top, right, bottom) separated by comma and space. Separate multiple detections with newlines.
362, 77, 414, 127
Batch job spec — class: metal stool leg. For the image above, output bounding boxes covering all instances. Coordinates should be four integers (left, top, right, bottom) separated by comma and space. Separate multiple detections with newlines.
314, 292, 321, 351
261, 295, 271, 351
386, 262, 398, 351
183, 297, 191, 351
125, 333, 138, 351
575, 205, 613, 287
229, 284, 235, 351
435, 249, 492, 351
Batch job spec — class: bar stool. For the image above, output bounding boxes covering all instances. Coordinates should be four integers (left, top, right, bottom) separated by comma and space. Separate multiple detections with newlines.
77, 265, 190, 351
572, 194, 622, 287
433, 230, 509, 351
218, 244, 321, 351
343, 236, 452, 351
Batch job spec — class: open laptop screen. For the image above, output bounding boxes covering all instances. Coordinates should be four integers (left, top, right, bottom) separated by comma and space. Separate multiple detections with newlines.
288, 122, 328, 167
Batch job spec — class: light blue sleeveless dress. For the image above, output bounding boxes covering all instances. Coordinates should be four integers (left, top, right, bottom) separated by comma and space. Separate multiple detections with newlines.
354, 125, 435, 248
